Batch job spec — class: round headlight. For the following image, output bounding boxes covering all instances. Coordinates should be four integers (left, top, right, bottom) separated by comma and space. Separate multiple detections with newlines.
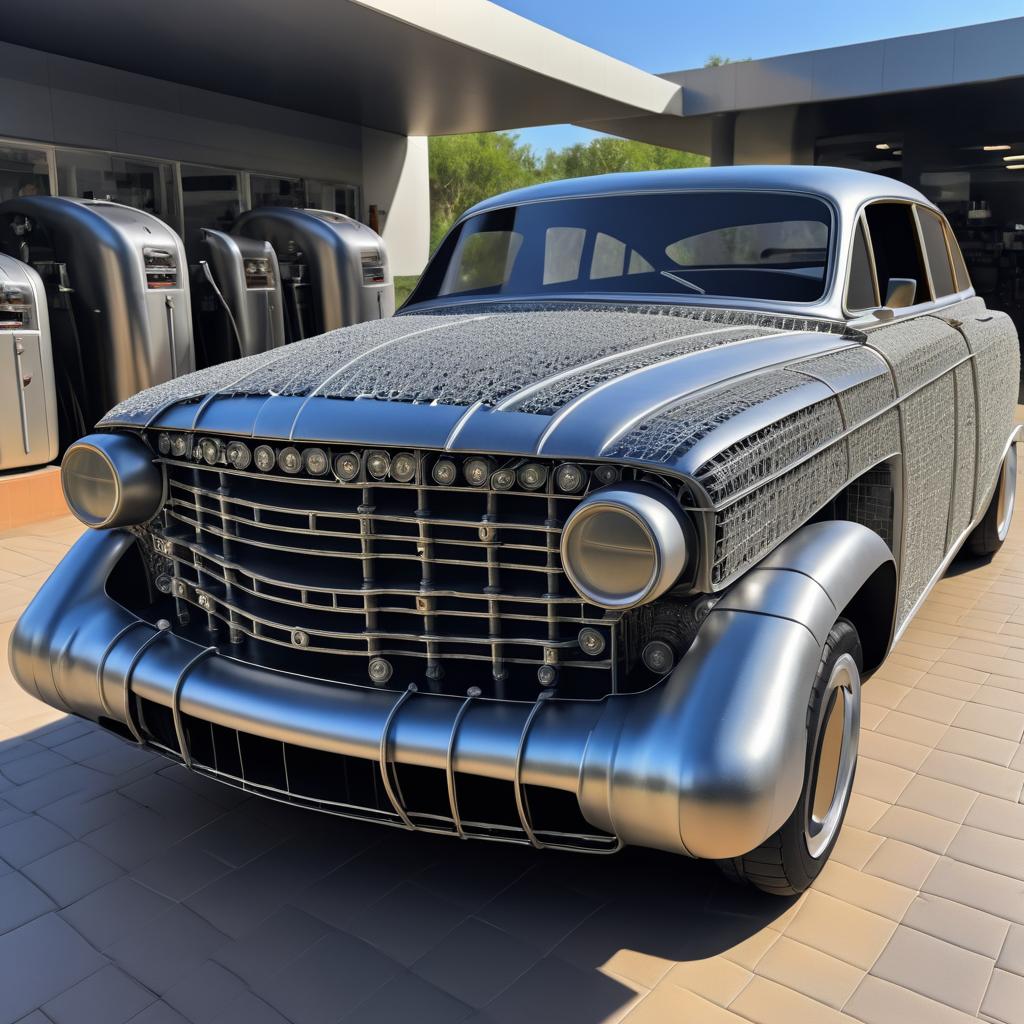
464, 457, 492, 487
199, 437, 220, 465
254, 445, 276, 472
334, 452, 361, 482
491, 467, 515, 491
302, 448, 329, 476
61, 433, 163, 529
156, 432, 171, 456
560, 483, 690, 610
278, 447, 302, 474
432, 458, 457, 486
517, 463, 548, 491
555, 463, 585, 493
391, 452, 417, 483
226, 441, 251, 470
170, 434, 188, 458
366, 450, 391, 479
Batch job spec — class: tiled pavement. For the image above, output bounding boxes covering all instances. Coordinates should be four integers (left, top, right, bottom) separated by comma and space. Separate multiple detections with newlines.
1, 431, 1023, 1023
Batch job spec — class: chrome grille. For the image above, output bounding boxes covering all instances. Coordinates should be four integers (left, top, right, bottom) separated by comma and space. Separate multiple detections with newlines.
142, 432, 670, 700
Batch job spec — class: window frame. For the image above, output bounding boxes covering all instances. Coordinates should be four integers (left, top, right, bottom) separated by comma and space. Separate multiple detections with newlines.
844, 197, 971, 320
845, 213, 880, 312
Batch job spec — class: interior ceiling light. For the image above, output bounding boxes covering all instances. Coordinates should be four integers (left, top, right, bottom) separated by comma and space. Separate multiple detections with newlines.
1007, 164, 1024, 170
874, 143, 892, 151
984, 145, 1012, 151
1004, 154, 1024, 162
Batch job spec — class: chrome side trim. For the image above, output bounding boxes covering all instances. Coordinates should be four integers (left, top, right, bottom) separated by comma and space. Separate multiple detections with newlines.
513, 691, 553, 850
171, 646, 217, 768
378, 684, 418, 829
494, 323, 746, 412
96, 620, 151, 719
289, 316, 490, 441
122, 626, 169, 744
445, 691, 478, 838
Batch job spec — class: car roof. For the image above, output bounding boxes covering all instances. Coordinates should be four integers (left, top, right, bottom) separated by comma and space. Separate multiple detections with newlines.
462, 165, 932, 219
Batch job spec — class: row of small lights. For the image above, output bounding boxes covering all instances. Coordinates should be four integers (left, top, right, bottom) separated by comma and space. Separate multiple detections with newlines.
886, 142, 1024, 171
156, 432, 621, 494
979, 144, 1024, 171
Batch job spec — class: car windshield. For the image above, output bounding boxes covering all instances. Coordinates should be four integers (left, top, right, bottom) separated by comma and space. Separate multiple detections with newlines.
410, 191, 833, 306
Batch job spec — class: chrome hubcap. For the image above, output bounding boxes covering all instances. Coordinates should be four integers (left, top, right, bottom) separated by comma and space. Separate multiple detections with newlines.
996, 445, 1017, 543
804, 652, 860, 859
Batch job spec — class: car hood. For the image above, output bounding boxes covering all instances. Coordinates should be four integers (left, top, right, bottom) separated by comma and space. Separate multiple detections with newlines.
100, 304, 860, 467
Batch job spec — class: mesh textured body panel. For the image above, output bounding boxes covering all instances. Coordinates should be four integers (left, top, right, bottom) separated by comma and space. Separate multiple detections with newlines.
896, 373, 957, 623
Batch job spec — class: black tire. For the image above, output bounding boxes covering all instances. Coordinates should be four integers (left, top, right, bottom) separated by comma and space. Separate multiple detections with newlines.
716, 618, 863, 896
966, 446, 1017, 557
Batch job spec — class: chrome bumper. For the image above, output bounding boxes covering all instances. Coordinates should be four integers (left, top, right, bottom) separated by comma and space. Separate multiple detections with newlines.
9, 524, 893, 859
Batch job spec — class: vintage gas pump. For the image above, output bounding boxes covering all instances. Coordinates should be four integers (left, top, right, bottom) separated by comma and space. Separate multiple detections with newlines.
0, 253, 58, 471
192, 228, 286, 367
232, 207, 394, 341
0, 196, 194, 446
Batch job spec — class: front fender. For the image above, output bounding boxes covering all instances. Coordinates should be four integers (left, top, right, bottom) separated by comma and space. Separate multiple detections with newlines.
579, 520, 894, 859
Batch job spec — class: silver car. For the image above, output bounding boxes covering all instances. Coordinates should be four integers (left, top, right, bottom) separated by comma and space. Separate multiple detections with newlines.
12, 166, 1020, 894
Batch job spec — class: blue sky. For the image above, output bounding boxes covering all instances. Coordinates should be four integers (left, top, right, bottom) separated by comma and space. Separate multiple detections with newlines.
492, 0, 1024, 152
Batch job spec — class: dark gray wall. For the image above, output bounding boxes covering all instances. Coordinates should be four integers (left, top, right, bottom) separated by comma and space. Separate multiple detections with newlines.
0, 40, 364, 184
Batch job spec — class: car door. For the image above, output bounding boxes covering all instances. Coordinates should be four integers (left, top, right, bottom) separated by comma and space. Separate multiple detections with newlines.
924, 213, 1020, 527
858, 201, 972, 627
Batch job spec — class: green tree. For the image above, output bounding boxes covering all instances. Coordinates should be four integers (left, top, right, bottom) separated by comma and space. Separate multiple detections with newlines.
428, 132, 539, 250
427, 132, 708, 252
542, 136, 706, 180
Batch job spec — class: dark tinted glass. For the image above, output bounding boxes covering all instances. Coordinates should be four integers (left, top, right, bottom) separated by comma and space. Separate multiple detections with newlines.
411, 192, 832, 305
917, 207, 956, 299
864, 202, 928, 306
847, 221, 877, 310
945, 221, 970, 292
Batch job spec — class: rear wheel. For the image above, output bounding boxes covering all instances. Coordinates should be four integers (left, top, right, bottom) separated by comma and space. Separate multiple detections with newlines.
966, 445, 1017, 557
717, 618, 862, 896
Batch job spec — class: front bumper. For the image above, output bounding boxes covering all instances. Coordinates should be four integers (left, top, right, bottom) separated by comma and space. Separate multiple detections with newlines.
9, 527, 834, 859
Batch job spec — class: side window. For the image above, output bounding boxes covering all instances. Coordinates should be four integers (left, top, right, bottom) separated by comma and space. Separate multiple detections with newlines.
944, 221, 971, 292
916, 207, 956, 299
863, 202, 930, 307
846, 219, 878, 311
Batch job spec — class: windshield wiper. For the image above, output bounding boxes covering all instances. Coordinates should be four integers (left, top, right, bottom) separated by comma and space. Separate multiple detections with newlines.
659, 270, 706, 294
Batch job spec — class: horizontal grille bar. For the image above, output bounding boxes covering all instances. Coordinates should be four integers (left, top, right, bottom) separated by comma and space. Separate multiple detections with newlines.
142, 433, 685, 699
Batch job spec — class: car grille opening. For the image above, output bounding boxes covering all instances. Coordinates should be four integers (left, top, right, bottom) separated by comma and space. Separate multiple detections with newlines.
135, 696, 616, 851
136, 431, 692, 701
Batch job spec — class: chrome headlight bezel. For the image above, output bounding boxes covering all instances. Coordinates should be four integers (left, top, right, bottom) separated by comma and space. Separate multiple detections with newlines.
61, 433, 164, 529
560, 482, 691, 610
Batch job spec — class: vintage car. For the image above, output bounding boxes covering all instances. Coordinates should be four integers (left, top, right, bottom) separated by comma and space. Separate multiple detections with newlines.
11, 166, 1021, 894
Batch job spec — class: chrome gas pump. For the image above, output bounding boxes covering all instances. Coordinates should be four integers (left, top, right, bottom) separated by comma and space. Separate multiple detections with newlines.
231, 207, 394, 341
0, 253, 58, 471
192, 228, 285, 367
0, 196, 194, 447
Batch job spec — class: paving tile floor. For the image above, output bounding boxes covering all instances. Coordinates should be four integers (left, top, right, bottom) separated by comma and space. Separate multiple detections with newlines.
1, 422, 1023, 1023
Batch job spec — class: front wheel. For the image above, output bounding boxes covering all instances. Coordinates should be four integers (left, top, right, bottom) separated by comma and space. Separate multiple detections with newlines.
717, 618, 862, 896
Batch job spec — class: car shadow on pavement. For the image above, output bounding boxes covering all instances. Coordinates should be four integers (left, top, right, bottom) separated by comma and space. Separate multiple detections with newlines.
0, 717, 796, 1023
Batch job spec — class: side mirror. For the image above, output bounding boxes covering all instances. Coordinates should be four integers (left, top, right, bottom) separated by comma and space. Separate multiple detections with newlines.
884, 277, 917, 309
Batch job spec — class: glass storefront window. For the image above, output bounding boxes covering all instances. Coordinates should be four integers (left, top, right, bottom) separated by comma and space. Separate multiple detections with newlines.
305, 179, 358, 218
181, 164, 243, 262
250, 173, 305, 210
250, 174, 359, 218
0, 144, 50, 203
55, 149, 179, 229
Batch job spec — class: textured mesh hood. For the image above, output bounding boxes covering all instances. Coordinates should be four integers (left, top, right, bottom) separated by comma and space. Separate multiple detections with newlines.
100, 304, 850, 426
